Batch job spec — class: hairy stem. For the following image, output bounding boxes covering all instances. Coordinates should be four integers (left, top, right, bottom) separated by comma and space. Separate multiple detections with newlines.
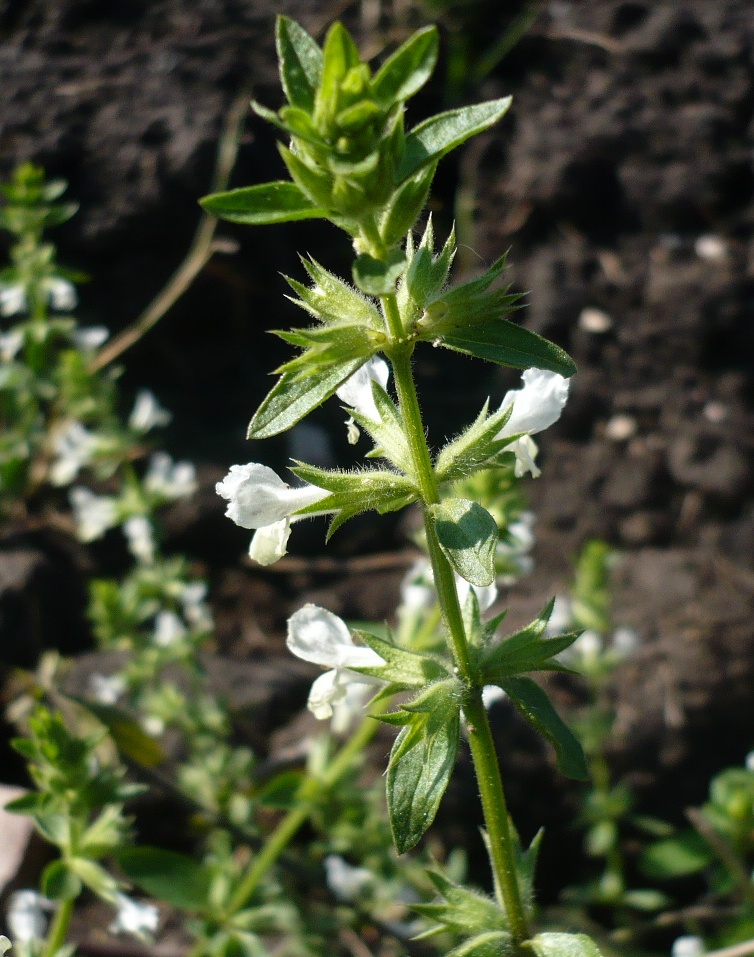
387, 329, 530, 943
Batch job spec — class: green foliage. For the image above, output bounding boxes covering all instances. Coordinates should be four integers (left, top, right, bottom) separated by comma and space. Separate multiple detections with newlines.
385, 679, 463, 852
432, 497, 499, 587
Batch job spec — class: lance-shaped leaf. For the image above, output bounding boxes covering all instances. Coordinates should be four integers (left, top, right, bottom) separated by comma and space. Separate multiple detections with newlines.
200, 182, 326, 225
287, 256, 383, 327
353, 248, 407, 295
119, 847, 213, 915
440, 319, 577, 377
527, 933, 604, 957
371, 25, 439, 107
275, 323, 380, 376
352, 382, 413, 475
379, 162, 437, 248
351, 629, 449, 688
413, 868, 510, 943
386, 679, 462, 852
431, 498, 498, 587
276, 16, 323, 112
292, 462, 418, 536
397, 218, 456, 323
397, 97, 512, 182
434, 400, 516, 484
315, 22, 362, 127
248, 358, 365, 439
499, 676, 589, 781
479, 600, 582, 680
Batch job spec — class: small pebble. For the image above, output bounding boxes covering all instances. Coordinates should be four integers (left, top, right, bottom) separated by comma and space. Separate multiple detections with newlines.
578, 307, 613, 333
702, 400, 728, 423
604, 414, 637, 441
694, 234, 727, 262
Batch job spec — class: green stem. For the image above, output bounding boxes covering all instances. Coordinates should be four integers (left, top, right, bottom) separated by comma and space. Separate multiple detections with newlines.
43, 895, 75, 957
387, 334, 530, 944
226, 711, 380, 917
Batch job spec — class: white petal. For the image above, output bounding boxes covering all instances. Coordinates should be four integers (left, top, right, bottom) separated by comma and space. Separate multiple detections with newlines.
499, 369, 569, 437
307, 669, 341, 719
482, 685, 506, 708
248, 519, 291, 565
71, 326, 109, 351
129, 390, 171, 432
0, 284, 27, 317
44, 277, 77, 311
216, 462, 327, 529
70, 487, 118, 541
336, 356, 389, 421
509, 435, 541, 478
109, 893, 159, 941
324, 855, 374, 901
0, 330, 24, 361
330, 681, 374, 734
286, 604, 354, 667
123, 516, 156, 564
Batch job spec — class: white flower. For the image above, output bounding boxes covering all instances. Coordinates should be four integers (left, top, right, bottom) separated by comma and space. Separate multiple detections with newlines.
129, 390, 171, 433
153, 611, 187, 648
180, 581, 212, 629
49, 420, 99, 486
0, 329, 24, 362
744, 750, 754, 774
612, 626, 639, 657
398, 559, 436, 616
216, 463, 330, 565
109, 893, 159, 943
71, 325, 109, 351
6, 891, 55, 943
123, 515, 156, 564
286, 604, 384, 725
0, 284, 26, 317
324, 855, 375, 901
70, 487, 118, 541
497, 369, 570, 477
482, 685, 506, 708
0, 934, 11, 955
671, 936, 705, 957
44, 277, 77, 311
144, 453, 196, 500
497, 511, 536, 584
336, 356, 390, 442
88, 672, 127, 704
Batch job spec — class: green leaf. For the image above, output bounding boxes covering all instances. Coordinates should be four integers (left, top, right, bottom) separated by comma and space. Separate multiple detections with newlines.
379, 162, 437, 248
480, 601, 581, 679
68, 857, 120, 902
387, 681, 461, 852
200, 182, 325, 225
371, 26, 439, 107
445, 932, 512, 957
42, 860, 82, 901
441, 319, 577, 377
353, 249, 407, 295
248, 358, 365, 438
528, 932, 604, 957
398, 97, 512, 182
501, 676, 589, 780
276, 16, 322, 112
118, 847, 213, 914
387, 709, 460, 854
292, 462, 418, 536
434, 401, 515, 483
640, 832, 712, 879
315, 22, 361, 125
73, 700, 165, 768
414, 869, 508, 938
352, 382, 413, 475
353, 630, 448, 688
431, 498, 498, 587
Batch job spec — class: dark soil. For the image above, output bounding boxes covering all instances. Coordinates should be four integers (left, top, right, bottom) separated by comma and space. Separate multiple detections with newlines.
1, 0, 753, 915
